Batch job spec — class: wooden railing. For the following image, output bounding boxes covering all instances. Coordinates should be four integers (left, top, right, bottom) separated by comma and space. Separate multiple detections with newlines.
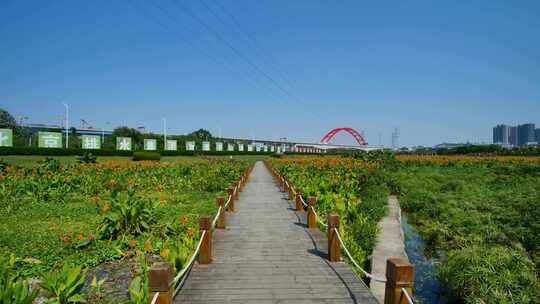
148, 164, 255, 304
264, 160, 415, 304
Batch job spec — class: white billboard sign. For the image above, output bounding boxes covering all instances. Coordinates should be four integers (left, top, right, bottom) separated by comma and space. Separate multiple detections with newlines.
166, 140, 177, 151
82, 135, 100, 149
202, 141, 210, 151
144, 139, 157, 151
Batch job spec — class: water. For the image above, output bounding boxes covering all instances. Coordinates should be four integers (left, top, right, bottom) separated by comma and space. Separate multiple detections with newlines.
401, 213, 449, 304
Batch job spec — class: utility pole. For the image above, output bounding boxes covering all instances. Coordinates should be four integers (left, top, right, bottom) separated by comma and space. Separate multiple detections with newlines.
162, 118, 167, 148
63, 103, 69, 148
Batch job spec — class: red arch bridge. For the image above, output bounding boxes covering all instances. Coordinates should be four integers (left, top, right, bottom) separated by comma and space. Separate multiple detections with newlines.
288, 127, 378, 153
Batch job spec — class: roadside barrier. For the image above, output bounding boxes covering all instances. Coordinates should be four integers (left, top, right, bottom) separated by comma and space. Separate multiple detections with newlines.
264, 160, 415, 304
149, 164, 254, 304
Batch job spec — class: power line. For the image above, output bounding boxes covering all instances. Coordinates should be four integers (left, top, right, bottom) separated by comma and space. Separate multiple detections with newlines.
170, 0, 322, 119
202, 0, 300, 93
129, 0, 291, 109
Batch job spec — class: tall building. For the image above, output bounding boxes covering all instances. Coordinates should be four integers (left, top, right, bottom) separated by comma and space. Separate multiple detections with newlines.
535, 128, 540, 143
509, 126, 519, 146
492, 124, 510, 145
517, 123, 536, 146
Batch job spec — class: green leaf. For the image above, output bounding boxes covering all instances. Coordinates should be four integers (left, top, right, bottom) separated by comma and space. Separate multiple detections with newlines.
67, 294, 86, 303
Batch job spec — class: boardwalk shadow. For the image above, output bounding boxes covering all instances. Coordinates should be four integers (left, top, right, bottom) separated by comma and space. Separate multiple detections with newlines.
293, 221, 307, 228
302, 226, 361, 304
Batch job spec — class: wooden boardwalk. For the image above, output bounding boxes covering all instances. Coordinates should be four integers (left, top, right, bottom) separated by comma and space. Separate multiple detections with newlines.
176, 161, 378, 304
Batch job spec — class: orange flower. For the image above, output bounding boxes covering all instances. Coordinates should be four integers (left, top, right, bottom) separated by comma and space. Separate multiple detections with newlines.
160, 249, 170, 258
126, 250, 133, 258
144, 240, 152, 253
107, 179, 117, 189
62, 235, 71, 244
179, 215, 189, 224
129, 239, 137, 248
87, 233, 94, 241
76, 234, 84, 241
187, 227, 194, 237
102, 203, 111, 213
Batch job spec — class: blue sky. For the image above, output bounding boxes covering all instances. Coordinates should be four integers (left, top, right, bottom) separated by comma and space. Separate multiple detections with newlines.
1, 0, 539, 146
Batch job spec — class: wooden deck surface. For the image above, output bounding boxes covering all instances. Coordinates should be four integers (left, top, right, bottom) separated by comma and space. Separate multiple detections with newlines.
175, 161, 379, 304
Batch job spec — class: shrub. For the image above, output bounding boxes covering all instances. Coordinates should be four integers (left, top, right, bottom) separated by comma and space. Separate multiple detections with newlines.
38, 157, 61, 172
76, 152, 97, 164
438, 245, 539, 303
132, 152, 161, 161
0, 147, 133, 157
0, 158, 8, 172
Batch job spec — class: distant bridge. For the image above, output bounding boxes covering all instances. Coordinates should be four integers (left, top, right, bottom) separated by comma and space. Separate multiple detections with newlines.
222, 127, 381, 153
320, 127, 367, 145
290, 128, 379, 153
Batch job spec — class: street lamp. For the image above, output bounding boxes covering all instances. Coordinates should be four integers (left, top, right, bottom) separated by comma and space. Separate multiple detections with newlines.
63, 103, 69, 148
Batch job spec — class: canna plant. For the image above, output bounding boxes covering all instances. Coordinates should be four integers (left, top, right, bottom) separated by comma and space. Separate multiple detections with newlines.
98, 188, 156, 240
163, 234, 196, 273
89, 276, 106, 302
39, 264, 86, 304
76, 152, 97, 164
0, 254, 38, 304
128, 254, 149, 304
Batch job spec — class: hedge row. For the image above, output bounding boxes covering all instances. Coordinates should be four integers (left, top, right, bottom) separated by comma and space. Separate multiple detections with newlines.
0, 147, 274, 157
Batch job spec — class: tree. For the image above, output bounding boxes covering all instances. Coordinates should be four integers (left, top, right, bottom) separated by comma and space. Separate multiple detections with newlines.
0, 108, 29, 146
0, 108, 18, 129
188, 129, 212, 140
68, 127, 81, 149
112, 127, 143, 150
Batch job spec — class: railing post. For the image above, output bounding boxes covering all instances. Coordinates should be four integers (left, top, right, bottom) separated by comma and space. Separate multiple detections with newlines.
199, 216, 212, 264
235, 183, 240, 200
281, 177, 287, 193
240, 174, 246, 190
295, 188, 303, 211
216, 197, 226, 229
307, 197, 317, 229
148, 262, 173, 304
327, 213, 340, 262
384, 258, 414, 304
288, 186, 293, 200
227, 187, 235, 212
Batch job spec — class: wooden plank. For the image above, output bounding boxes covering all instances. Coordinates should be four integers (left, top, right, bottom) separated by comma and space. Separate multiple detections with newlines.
175, 161, 379, 304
